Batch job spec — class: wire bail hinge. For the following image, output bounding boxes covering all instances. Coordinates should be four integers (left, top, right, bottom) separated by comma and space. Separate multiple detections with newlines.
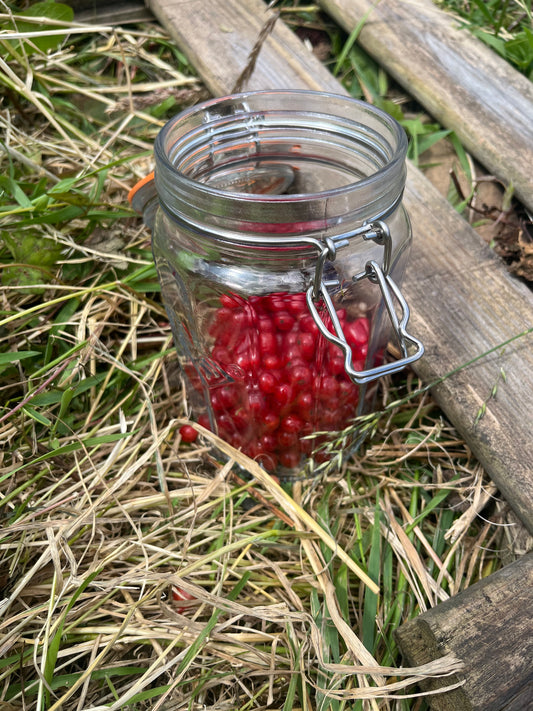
307, 223, 424, 384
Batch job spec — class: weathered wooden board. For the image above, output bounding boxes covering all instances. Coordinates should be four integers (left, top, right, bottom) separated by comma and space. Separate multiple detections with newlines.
320, 0, 533, 214
403, 164, 533, 533
145, 0, 343, 95
71, 0, 153, 25
394, 552, 533, 711
145, 0, 533, 533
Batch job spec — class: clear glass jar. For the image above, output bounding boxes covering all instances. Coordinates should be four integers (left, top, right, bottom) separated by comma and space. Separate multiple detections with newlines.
131, 90, 423, 478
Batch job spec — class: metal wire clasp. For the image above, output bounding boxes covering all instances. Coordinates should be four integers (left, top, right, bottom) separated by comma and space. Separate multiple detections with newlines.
311, 220, 392, 300
307, 222, 424, 384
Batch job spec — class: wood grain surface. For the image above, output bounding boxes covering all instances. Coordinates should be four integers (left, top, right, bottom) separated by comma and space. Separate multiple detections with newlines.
146, 0, 533, 533
403, 165, 533, 532
394, 552, 533, 710
320, 0, 533, 214
146, 0, 342, 95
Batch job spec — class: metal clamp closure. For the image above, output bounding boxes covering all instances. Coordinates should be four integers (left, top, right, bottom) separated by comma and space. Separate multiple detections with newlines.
310, 220, 389, 300
307, 224, 424, 384
363, 220, 392, 276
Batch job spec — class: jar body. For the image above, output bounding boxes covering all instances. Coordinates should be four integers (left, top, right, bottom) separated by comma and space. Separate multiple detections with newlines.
150, 91, 415, 477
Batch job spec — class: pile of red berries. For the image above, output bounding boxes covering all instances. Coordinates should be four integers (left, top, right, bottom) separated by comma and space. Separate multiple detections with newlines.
181, 290, 370, 473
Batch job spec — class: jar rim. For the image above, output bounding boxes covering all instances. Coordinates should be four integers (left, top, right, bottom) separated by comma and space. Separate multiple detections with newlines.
154, 90, 408, 235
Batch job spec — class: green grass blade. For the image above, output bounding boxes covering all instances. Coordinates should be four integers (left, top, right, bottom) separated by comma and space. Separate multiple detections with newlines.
42, 569, 102, 706
333, 5, 376, 76
362, 498, 381, 653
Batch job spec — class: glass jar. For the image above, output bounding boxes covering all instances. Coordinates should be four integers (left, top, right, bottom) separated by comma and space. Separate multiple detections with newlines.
130, 90, 423, 478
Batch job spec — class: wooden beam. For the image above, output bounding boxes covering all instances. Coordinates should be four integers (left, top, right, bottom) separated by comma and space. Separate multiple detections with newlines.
394, 552, 533, 711
403, 164, 533, 533
145, 0, 533, 533
145, 0, 342, 96
71, 0, 153, 25
319, 0, 533, 214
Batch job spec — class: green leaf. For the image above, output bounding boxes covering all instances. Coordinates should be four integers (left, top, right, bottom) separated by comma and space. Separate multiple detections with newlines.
5, 663, 145, 700
0, 349, 43, 376
416, 128, 452, 156
0, 175, 33, 208
43, 298, 81, 364
51, 386, 75, 434
505, 28, 533, 71
449, 132, 473, 185
45, 191, 93, 207
282, 665, 299, 711
0, 350, 41, 366
405, 485, 455, 535
3, 2, 74, 57
335, 564, 350, 621
362, 499, 380, 653
333, 4, 375, 76
1, 265, 51, 293
376, 98, 404, 122
469, 0, 498, 26
1, 229, 62, 293
115, 685, 173, 706
2, 230, 61, 265
43, 569, 101, 705
0, 647, 34, 672
472, 28, 508, 58
22, 405, 52, 426
35, 204, 86, 224
124, 280, 161, 293
150, 95, 177, 118
21, 1, 74, 25
28, 390, 63, 407
48, 176, 84, 194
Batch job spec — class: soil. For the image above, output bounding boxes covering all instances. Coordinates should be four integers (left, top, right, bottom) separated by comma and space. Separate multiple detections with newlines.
422, 140, 533, 284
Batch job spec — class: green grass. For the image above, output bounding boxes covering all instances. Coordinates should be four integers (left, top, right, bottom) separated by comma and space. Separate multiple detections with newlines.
438, 0, 533, 78
0, 3, 523, 710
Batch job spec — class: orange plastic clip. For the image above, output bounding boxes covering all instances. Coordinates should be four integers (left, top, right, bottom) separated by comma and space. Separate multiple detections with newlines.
128, 171, 157, 229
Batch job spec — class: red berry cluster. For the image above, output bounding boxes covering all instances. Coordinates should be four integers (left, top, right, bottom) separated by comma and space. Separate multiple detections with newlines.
188, 291, 369, 473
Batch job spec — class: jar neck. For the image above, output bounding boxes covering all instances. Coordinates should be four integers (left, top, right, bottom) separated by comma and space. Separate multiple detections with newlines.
154, 90, 407, 242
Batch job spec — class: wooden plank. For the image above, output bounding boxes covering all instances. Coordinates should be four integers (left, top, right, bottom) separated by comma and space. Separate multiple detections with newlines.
394, 552, 533, 711
319, 0, 533, 214
145, 0, 533, 533
403, 165, 533, 533
145, 0, 343, 96
70, 0, 154, 25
